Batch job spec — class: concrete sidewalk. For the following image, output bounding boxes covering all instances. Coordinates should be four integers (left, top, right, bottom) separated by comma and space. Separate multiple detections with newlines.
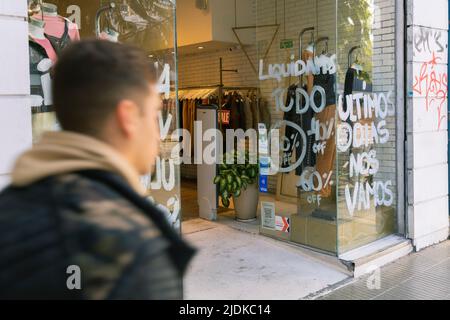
316, 240, 450, 300
183, 218, 349, 300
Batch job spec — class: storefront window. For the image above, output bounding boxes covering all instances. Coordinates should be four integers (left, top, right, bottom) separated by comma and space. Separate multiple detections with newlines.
27, 0, 181, 230
27, 0, 400, 251
256, 0, 397, 254
336, 0, 397, 253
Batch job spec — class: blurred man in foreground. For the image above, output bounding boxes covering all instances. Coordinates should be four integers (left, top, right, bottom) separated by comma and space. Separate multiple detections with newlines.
0, 40, 195, 299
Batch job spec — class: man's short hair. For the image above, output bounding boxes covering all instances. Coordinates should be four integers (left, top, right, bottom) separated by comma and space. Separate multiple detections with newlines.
52, 39, 156, 135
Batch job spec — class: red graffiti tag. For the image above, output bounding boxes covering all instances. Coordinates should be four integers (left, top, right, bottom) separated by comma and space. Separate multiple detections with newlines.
412, 51, 448, 130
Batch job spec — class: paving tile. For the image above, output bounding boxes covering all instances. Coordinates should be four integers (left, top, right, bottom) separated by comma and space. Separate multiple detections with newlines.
320, 241, 450, 300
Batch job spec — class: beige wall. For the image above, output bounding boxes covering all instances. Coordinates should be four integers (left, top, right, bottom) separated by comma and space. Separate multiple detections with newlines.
0, 0, 32, 190
177, 0, 213, 47
177, 0, 255, 48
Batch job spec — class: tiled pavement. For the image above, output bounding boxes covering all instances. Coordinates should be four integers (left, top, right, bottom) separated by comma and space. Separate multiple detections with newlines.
318, 240, 450, 300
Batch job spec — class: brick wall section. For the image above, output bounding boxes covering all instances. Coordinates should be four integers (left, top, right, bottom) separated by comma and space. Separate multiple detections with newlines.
0, 1, 32, 190
406, 0, 450, 250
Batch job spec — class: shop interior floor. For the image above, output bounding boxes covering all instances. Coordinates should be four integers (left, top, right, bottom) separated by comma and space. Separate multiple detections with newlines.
180, 178, 232, 221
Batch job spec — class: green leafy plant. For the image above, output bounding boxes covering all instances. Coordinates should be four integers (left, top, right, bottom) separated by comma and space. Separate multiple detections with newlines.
213, 151, 259, 208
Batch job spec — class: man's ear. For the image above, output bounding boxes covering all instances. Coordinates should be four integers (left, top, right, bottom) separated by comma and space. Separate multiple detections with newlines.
115, 99, 140, 138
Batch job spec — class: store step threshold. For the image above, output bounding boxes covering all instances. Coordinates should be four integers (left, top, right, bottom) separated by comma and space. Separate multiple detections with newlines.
338, 235, 413, 278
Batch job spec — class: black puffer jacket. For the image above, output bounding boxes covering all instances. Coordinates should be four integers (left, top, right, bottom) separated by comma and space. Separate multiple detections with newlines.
0, 170, 195, 300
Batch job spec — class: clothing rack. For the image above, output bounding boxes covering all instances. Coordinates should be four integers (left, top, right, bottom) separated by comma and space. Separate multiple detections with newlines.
176, 58, 259, 133
176, 84, 258, 137
177, 86, 258, 99
177, 86, 219, 100
178, 57, 258, 124
176, 85, 259, 101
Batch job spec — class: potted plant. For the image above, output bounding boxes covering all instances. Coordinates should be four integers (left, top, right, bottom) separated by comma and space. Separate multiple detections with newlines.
213, 151, 259, 221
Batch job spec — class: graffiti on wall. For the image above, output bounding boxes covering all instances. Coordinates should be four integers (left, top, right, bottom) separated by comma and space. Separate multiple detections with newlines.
414, 27, 445, 55
412, 51, 448, 130
412, 27, 448, 130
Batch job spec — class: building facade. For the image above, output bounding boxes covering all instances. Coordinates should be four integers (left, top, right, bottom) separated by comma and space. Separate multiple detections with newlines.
0, 0, 448, 274
406, 0, 450, 250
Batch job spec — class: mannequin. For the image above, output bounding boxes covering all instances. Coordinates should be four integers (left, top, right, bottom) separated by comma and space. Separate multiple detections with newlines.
305, 42, 315, 56
28, 0, 42, 17
282, 48, 317, 177
28, 17, 46, 40
29, 13, 57, 142
33, 2, 80, 43
302, 48, 315, 95
42, 3, 58, 16
100, 28, 120, 43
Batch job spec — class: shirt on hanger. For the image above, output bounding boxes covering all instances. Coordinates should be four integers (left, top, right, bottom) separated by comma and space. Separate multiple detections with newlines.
29, 36, 57, 63
33, 14, 80, 42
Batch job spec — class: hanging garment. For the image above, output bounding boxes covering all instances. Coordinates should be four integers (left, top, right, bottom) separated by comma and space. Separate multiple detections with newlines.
343, 67, 356, 116
189, 99, 196, 137
219, 94, 232, 154
192, 99, 198, 131
342, 67, 375, 191
29, 41, 48, 109
250, 96, 259, 130
282, 84, 315, 176
315, 104, 336, 198
258, 98, 271, 130
45, 20, 72, 56
29, 40, 56, 111
162, 99, 177, 136
313, 72, 336, 107
102, 0, 173, 50
220, 94, 232, 132
29, 36, 57, 63
34, 14, 80, 42
343, 67, 374, 150
181, 99, 195, 152
190, 100, 196, 151
243, 96, 254, 131
313, 72, 337, 198
229, 93, 242, 130
238, 96, 246, 130
178, 99, 184, 131
169, 99, 178, 134
343, 68, 373, 113
182, 99, 192, 139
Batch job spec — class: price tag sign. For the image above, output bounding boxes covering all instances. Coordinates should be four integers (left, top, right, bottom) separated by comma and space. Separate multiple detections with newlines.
259, 156, 270, 193
219, 110, 230, 125
259, 175, 268, 193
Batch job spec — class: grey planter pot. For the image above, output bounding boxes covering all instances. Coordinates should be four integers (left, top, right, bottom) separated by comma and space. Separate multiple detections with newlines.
233, 183, 259, 222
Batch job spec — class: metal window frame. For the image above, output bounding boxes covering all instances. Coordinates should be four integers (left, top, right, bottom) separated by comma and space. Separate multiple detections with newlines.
396, 0, 406, 236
